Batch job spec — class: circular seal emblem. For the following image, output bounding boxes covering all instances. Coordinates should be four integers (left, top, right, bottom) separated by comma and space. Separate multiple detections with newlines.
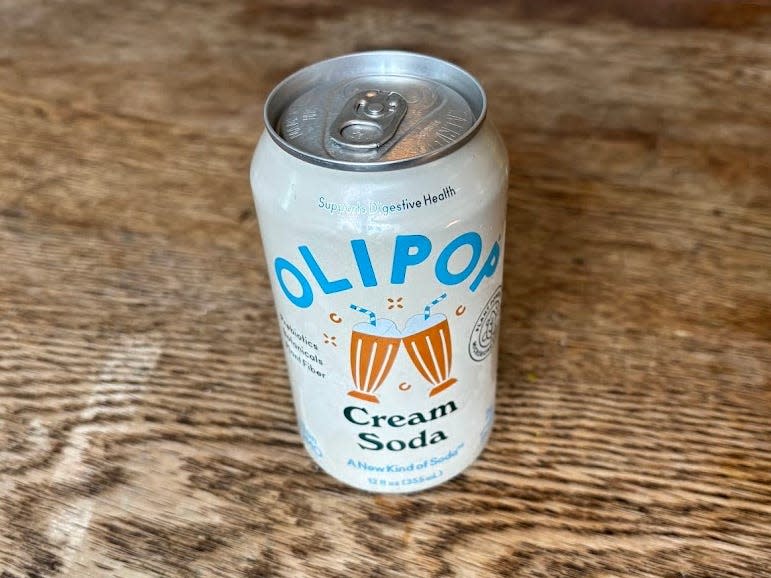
468, 285, 502, 362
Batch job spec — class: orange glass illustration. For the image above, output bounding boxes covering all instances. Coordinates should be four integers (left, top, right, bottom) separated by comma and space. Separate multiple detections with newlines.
402, 313, 457, 397
348, 312, 401, 404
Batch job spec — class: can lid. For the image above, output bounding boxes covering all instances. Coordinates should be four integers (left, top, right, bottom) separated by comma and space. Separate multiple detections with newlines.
264, 51, 487, 171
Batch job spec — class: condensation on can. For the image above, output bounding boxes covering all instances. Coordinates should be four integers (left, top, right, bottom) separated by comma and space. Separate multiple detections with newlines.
251, 51, 508, 493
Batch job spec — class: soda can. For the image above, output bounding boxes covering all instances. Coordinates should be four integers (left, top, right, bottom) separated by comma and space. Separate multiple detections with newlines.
250, 51, 508, 492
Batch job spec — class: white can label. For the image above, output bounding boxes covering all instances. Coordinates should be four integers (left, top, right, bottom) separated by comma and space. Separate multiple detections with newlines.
261, 182, 504, 492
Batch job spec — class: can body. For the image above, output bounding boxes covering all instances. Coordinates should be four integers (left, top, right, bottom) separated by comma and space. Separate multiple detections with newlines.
250, 53, 508, 493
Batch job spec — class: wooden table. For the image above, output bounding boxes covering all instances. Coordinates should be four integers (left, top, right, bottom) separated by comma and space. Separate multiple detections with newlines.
1, 2, 769, 576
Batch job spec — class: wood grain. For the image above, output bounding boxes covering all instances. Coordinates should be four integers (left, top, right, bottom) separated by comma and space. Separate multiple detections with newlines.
1, 1, 770, 576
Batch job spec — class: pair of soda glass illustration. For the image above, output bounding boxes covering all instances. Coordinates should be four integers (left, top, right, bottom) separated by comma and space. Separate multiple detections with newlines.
348, 295, 456, 403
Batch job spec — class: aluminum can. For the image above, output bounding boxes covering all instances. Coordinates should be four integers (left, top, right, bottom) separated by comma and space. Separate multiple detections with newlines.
250, 51, 508, 493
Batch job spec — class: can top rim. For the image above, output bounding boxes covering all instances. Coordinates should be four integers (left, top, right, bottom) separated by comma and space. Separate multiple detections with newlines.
263, 51, 488, 172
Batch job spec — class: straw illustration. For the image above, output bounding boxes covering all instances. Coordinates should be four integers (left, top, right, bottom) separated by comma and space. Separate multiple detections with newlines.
350, 304, 377, 326
424, 293, 448, 319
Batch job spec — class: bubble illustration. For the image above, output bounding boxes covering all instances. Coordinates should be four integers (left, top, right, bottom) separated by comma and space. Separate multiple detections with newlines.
387, 297, 404, 310
329, 312, 342, 324
323, 333, 337, 347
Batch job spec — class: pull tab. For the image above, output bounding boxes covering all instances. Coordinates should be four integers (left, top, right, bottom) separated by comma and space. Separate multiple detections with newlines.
330, 90, 407, 150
